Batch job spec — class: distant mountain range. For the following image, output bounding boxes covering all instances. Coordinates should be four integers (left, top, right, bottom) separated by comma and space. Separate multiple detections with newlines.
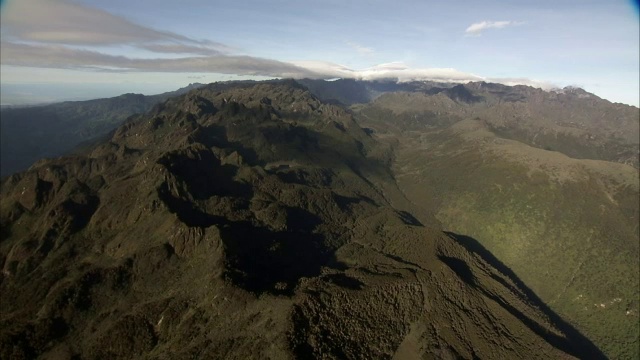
3, 80, 637, 178
1, 79, 637, 358
0, 83, 204, 177
301, 79, 639, 167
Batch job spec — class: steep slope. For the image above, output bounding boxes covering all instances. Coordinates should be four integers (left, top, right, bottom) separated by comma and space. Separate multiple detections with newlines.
0, 83, 203, 176
354, 89, 639, 358
0, 81, 602, 359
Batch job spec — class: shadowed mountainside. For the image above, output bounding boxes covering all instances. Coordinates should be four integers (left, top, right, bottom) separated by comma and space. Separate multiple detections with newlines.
0, 83, 203, 177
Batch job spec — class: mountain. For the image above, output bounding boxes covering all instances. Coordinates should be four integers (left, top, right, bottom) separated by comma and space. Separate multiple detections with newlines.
0, 83, 204, 177
343, 82, 639, 358
297, 78, 458, 106
304, 79, 639, 167
0, 81, 604, 359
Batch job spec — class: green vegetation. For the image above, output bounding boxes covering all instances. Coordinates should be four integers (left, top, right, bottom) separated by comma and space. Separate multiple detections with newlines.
383, 126, 639, 359
350, 83, 639, 358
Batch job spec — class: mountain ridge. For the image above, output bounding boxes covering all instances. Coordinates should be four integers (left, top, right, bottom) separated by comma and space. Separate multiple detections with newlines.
0, 83, 205, 177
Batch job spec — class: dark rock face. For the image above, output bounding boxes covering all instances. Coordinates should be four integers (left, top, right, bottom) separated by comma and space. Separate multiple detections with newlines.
0, 80, 605, 359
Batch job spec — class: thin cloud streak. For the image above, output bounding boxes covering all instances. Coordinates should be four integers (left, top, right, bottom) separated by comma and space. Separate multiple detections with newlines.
465, 20, 520, 35
0, 42, 318, 77
137, 43, 225, 56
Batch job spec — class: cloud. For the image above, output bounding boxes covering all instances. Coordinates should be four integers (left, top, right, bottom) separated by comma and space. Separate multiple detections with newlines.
0, 1, 550, 91
1, 41, 552, 89
291, 61, 485, 83
346, 41, 375, 56
137, 43, 225, 56
487, 77, 555, 90
0, 0, 230, 54
0, 41, 318, 78
465, 21, 520, 36
0, 0, 309, 76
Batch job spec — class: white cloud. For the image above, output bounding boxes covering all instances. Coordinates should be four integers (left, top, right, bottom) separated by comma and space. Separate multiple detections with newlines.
487, 77, 555, 90
291, 61, 486, 83
465, 21, 520, 36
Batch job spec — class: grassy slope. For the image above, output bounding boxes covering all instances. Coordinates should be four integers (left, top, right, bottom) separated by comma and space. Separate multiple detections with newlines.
384, 119, 639, 359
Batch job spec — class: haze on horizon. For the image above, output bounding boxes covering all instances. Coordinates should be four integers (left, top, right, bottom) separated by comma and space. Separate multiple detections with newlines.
1, 0, 638, 106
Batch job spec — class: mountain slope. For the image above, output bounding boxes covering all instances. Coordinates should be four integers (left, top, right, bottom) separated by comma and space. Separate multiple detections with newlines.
0, 83, 203, 177
0, 81, 602, 359
309, 79, 639, 167
352, 86, 639, 359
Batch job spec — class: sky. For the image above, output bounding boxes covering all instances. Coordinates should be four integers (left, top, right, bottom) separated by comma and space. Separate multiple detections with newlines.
1, 0, 638, 106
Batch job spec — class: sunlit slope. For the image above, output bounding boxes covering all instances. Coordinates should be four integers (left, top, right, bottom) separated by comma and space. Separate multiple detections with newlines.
375, 116, 639, 359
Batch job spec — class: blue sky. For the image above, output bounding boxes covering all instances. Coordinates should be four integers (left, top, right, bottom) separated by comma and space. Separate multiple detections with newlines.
1, 0, 638, 106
